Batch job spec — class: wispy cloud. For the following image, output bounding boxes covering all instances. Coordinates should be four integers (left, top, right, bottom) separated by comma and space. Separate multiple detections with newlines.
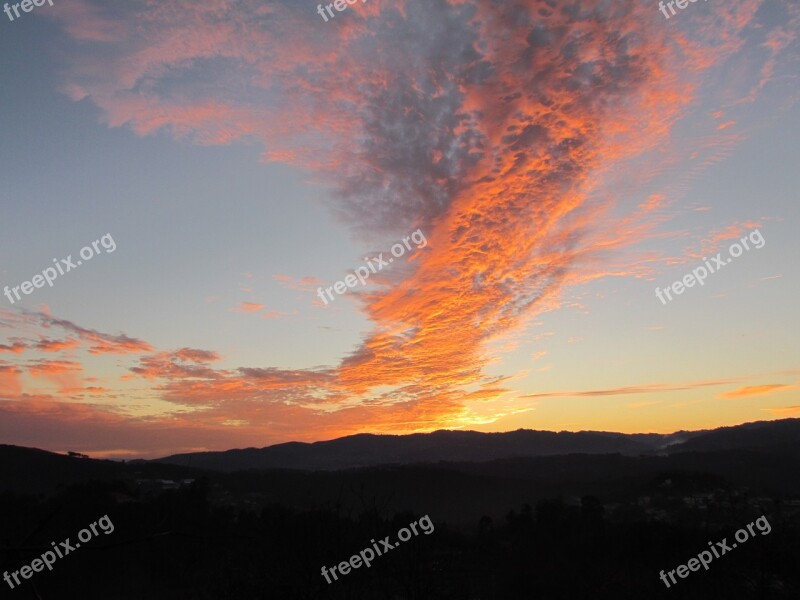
273, 274, 325, 293
234, 302, 265, 313
627, 400, 662, 409
522, 379, 734, 400
0, 341, 26, 354
27, 360, 83, 377
764, 405, 800, 417
721, 384, 792, 399
36, 312, 152, 355
33, 338, 81, 352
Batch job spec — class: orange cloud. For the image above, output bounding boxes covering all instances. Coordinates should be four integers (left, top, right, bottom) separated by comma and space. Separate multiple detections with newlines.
172, 348, 221, 363
721, 384, 791, 399
262, 309, 295, 319
686, 221, 763, 259
764, 405, 800, 417
129, 349, 222, 380
38, 313, 152, 355
627, 400, 662, 409
273, 274, 325, 292
60, 386, 110, 395
639, 194, 666, 212
0, 341, 26, 354
234, 302, 265, 313
23, 360, 84, 395
0, 364, 23, 396
34, 338, 81, 352
523, 379, 734, 400
232, 302, 293, 318
27, 360, 83, 377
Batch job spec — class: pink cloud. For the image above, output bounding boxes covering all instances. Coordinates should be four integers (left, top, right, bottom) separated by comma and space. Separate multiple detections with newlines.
0, 341, 26, 354
273, 274, 325, 292
234, 302, 265, 313
0, 364, 23, 396
34, 338, 81, 352
27, 360, 83, 377
38, 313, 153, 354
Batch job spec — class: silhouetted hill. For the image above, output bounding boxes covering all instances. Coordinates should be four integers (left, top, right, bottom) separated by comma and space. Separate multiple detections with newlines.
3, 419, 797, 497
0, 444, 120, 493
0, 444, 208, 494
154, 429, 661, 471
669, 418, 800, 453
2, 430, 800, 525
154, 419, 799, 472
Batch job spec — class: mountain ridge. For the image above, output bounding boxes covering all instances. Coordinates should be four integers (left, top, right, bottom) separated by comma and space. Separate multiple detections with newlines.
151, 418, 799, 472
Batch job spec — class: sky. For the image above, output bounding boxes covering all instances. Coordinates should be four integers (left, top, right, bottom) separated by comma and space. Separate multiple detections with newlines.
0, 0, 798, 459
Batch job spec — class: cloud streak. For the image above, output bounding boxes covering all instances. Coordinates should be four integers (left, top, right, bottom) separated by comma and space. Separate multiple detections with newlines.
721, 384, 792, 399
523, 379, 736, 400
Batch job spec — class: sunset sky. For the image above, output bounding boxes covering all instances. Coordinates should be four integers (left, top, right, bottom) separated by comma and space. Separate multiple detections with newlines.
1, 0, 798, 458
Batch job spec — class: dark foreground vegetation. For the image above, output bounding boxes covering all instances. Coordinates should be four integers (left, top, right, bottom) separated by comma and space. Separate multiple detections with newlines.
1, 455, 798, 598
